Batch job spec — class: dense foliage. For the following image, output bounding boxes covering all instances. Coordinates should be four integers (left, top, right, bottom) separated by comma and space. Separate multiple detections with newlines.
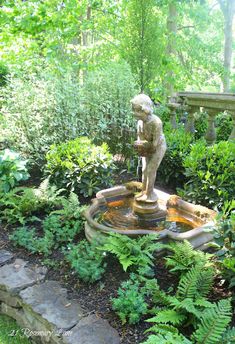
99, 233, 162, 272
45, 137, 114, 197
179, 140, 235, 209
1, 71, 82, 163
158, 126, 193, 189
0, 1, 234, 342
81, 62, 137, 159
213, 200, 235, 288
64, 240, 107, 283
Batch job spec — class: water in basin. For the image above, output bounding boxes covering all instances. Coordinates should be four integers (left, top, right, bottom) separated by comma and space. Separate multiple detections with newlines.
95, 196, 197, 233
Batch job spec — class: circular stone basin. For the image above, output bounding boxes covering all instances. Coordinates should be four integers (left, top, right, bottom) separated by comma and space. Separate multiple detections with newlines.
94, 196, 196, 233
83, 185, 217, 249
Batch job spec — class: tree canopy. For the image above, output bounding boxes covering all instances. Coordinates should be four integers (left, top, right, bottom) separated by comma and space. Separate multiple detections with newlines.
0, 0, 234, 98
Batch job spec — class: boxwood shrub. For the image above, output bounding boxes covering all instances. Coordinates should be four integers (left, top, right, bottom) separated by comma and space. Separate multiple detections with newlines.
45, 137, 114, 197
179, 140, 235, 209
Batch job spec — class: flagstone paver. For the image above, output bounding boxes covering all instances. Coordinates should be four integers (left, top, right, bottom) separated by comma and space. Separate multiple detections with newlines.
0, 249, 13, 266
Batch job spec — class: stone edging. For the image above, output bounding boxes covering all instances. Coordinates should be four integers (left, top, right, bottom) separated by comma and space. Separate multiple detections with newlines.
0, 250, 120, 344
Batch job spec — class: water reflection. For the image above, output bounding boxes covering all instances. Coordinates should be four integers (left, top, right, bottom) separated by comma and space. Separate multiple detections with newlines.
95, 197, 197, 233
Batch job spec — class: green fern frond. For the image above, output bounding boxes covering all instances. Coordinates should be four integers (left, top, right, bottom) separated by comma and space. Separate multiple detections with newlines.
146, 323, 179, 335
177, 265, 214, 300
222, 326, 235, 343
147, 309, 186, 325
196, 268, 214, 298
140, 332, 192, 344
165, 240, 213, 276
193, 298, 232, 344
171, 298, 202, 318
165, 240, 195, 271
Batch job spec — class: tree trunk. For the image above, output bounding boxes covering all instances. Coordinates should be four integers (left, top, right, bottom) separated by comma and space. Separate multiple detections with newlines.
166, 1, 178, 97
218, 0, 235, 92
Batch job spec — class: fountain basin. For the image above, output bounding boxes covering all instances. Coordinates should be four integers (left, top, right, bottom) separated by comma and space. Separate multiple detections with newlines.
83, 185, 217, 249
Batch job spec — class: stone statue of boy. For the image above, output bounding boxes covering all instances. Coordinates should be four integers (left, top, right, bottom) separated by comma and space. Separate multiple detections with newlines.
131, 94, 166, 203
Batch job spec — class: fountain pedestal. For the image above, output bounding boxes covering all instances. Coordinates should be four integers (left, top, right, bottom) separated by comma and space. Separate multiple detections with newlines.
133, 189, 167, 220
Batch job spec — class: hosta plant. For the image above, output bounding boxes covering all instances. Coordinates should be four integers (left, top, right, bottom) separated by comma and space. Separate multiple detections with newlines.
0, 149, 29, 193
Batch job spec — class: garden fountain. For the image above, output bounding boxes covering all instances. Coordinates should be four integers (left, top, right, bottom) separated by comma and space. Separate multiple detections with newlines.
84, 94, 216, 249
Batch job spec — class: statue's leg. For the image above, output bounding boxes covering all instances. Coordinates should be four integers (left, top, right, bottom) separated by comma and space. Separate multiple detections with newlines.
135, 157, 147, 201
146, 143, 166, 201
142, 157, 147, 192
146, 159, 157, 201
155, 142, 167, 170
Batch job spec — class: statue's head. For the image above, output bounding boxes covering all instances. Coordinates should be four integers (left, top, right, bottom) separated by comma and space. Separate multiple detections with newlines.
131, 94, 153, 120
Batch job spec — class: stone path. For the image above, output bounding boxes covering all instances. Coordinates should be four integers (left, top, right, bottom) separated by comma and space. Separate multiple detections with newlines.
0, 250, 120, 344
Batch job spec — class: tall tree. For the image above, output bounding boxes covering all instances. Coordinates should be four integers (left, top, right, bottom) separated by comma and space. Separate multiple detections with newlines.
166, 0, 178, 96
120, 0, 163, 92
218, 0, 235, 92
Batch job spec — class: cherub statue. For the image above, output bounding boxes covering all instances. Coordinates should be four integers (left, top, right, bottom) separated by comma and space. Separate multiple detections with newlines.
131, 94, 166, 203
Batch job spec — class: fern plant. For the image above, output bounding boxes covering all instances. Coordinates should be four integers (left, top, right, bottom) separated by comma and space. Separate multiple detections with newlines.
165, 240, 213, 276
34, 177, 64, 208
146, 264, 215, 333
141, 332, 192, 344
222, 327, 235, 343
51, 191, 86, 221
177, 264, 214, 300
0, 179, 65, 224
192, 298, 232, 344
144, 298, 233, 344
98, 232, 163, 272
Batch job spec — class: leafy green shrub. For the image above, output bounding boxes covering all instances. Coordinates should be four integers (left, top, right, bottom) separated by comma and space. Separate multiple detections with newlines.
179, 140, 235, 209
194, 111, 208, 140
81, 62, 137, 159
64, 240, 106, 283
9, 192, 84, 255
216, 112, 233, 142
0, 149, 29, 193
111, 274, 148, 324
45, 137, 114, 197
158, 127, 193, 189
10, 226, 54, 255
99, 233, 162, 272
155, 104, 171, 125
213, 200, 235, 288
1, 70, 82, 164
